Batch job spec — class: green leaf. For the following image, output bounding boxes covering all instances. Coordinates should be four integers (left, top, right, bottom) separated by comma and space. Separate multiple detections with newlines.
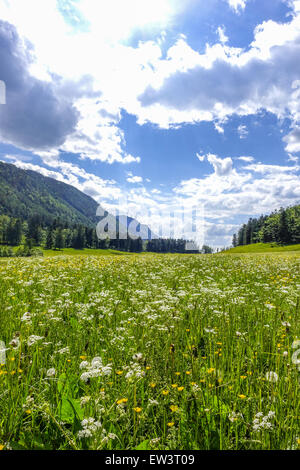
134, 440, 150, 450
57, 397, 83, 424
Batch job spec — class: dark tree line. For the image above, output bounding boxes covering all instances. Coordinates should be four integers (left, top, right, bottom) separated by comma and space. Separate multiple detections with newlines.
146, 238, 200, 253
0, 214, 199, 254
232, 204, 300, 247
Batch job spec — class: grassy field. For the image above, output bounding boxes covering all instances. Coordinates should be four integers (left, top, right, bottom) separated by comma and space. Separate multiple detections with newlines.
224, 243, 300, 254
0, 252, 299, 450
43, 248, 132, 257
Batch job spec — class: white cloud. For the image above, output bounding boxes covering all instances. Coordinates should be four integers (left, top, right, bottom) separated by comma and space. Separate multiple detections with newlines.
283, 126, 300, 153
217, 26, 228, 44
196, 152, 206, 162
137, 7, 300, 138
237, 125, 248, 139
3, 0, 300, 153
174, 156, 300, 226
214, 122, 225, 134
227, 0, 247, 13
5, 154, 121, 202
243, 163, 300, 174
207, 154, 233, 176
127, 174, 143, 183
237, 156, 254, 162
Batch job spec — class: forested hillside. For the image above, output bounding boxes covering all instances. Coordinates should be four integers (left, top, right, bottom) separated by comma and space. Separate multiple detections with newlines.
0, 161, 98, 226
232, 205, 300, 247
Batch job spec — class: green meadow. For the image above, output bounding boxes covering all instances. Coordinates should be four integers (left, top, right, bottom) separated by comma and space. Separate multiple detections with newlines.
0, 252, 299, 450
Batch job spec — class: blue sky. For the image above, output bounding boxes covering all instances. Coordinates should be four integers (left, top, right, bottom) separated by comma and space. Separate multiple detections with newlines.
0, 0, 299, 247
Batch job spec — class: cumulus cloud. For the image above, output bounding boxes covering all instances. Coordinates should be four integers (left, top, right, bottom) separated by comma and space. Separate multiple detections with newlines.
283, 126, 300, 152
174, 157, 300, 223
0, 20, 79, 151
0, 16, 141, 164
127, 173, 143, 183
137, 8, 300, 137
207, 154, 233, 176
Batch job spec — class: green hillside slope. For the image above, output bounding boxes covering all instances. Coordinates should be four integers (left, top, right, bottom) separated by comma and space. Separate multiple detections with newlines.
224, 242, 300, 253
0, 161, 99, 226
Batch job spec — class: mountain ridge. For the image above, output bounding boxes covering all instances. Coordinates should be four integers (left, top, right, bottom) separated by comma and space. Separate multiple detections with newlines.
0, 161, 154, 240
0, 160, 101, 226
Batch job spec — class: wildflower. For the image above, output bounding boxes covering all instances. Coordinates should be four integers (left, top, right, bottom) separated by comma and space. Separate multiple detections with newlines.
228, 411, 243, 422
77, 418, 102, 439
150, 382, 156, 388
80, 396, 91, 406
162, 390, 169, 396
150, 438, 161, 446
238, 394, 246, 399
46, 368, 56, 377
80, 357, 112, 382
204, 328, 216, 334
9, 337, 20, 350
177, 386, 184, 392
27, 335, 44, 347
133, 407, 142, 413
265, 371, 278, 383
167, 422, 175, 427
170, 405, 178, 412
132, 353, 143, 362
117, 398, 128, 405
148, 399, 159, 406
57, 347, 70, 355
252, 411, 275, 432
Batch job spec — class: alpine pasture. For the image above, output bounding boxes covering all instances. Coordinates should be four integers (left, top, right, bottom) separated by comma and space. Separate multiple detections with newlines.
0, 252, 299, 450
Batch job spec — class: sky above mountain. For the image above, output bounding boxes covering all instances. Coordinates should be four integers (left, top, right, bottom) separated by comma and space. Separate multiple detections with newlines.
0, 0, 300, 247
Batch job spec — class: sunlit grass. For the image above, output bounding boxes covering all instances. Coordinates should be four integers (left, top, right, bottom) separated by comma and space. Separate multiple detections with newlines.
224, 243, 300, 254
0, 253, 299, 450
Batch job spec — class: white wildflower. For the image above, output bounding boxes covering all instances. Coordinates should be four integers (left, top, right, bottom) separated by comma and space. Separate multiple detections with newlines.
27, 335, 44, 347
265, 371, 278, 383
